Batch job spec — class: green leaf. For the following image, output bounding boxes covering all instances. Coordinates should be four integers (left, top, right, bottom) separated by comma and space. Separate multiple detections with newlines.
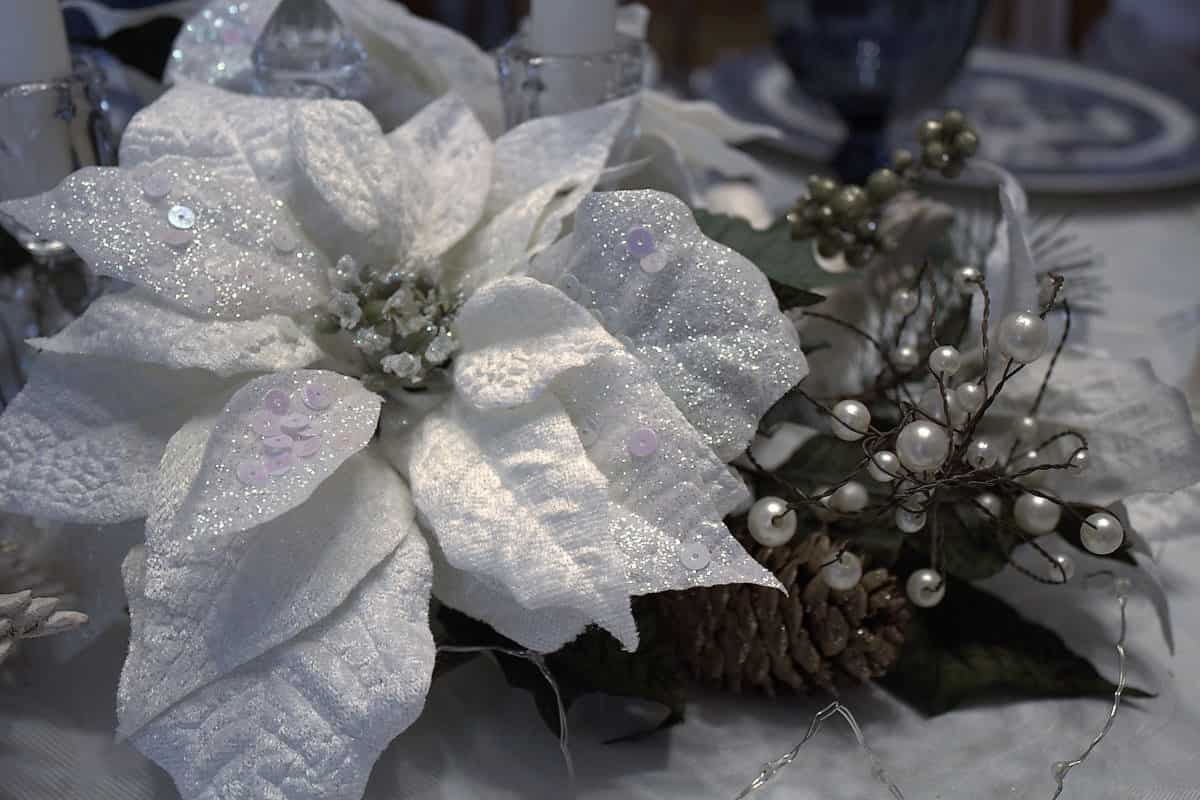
773, 433, 869, 488
881, 574, 1152, 716
691, 209, 856, 304
913, 504, 1024, 581
434, 604, 688, 740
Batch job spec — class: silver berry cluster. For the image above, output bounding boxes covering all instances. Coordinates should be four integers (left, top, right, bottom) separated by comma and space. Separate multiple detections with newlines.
321, 255, 464, 393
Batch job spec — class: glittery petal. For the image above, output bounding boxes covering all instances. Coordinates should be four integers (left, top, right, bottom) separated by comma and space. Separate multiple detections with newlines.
289, 100, 409, 267
409, 395, 637, 652
386, 94, 493, 260
119, 83, 297, 198
454, 277, 624, 409
334, 0, 504, 134
164, 370, 380, 541
453, 277, 779, 596
31, 288, 324, 378
118, 415, 417, 739
0, 353, 230, 524
0, 159, 327, 319
527, 190, 808, 461
444, 98, 638, 292
122, 529, 433, 800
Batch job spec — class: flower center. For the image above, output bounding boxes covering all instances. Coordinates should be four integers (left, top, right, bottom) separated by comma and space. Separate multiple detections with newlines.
320, 255, 464, 393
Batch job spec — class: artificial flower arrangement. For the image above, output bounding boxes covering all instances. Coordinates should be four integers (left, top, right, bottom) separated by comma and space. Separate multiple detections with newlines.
0, 2, 1196, 799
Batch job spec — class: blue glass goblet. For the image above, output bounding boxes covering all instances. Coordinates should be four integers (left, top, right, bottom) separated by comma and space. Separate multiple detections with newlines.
768, 0, 986, 182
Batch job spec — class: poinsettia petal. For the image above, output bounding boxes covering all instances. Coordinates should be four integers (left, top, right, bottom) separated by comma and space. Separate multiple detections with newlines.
444, 99, 638, 292
454, 277, 779, 596
0, 353, 230, 524
289, 99, 411, 266
335, 0, 504, 134
386, 94, 493, 260
119, 83, 296, 198
410, 394, 637, 651
123, 528, 434, 800
0, 157, 327, 319
996, 351, 1200, 506
119, 415, 416, 738
639, 92, 777, 182
527, 190, 807, 461
31, 288, 323, 377
162, 370, 380, 541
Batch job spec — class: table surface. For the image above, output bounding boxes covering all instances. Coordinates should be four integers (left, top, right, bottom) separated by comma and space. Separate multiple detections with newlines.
4, 152, 1200, 800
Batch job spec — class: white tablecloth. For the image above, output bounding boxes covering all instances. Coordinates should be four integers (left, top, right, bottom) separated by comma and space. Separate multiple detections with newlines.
4, 176, 1200, 800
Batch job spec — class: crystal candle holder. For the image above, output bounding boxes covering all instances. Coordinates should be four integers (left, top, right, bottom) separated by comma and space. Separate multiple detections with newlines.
496, 31, 646, 130
0, 57, 116, 259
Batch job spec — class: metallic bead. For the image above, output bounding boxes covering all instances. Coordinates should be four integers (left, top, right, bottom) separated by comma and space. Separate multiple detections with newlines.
866, 167, 901, 202
831, 185, 869, 220
952, 129, 980, 157
895, 507, 926, 533
868, 451, 900, 483
1046, 552, 1075, 583
891, 147, 915, 172
965, 437, 999, 469
918, 119, 943, 144
922, 140, 949, 169
807, 174, 838, 203
954, 382, 985, 414
830, 481, 870, 514
941, 108, 967, 134
892, 344, 920, 371
928, 345, 962, 378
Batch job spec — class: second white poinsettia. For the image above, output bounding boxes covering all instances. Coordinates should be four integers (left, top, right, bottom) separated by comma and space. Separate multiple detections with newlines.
0, 83, 805, 799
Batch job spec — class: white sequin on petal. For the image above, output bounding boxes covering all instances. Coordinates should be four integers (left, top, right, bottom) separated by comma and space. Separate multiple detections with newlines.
160, 370, 381, 542
0, 159, 328, 319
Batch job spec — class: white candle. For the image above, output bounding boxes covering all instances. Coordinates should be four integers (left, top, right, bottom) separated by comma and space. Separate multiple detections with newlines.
528, 0, 618, 55
0, 0, 72, 85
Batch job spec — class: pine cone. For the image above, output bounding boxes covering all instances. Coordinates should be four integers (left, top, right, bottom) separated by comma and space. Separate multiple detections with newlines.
652, 522, 910, 696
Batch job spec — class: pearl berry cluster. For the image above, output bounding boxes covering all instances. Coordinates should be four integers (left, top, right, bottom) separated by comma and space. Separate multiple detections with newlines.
747, 265, 1121, 608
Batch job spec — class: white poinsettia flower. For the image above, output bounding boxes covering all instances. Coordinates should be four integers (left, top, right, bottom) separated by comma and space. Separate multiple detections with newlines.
167, 0, 780, 202
0, 83, 805, 800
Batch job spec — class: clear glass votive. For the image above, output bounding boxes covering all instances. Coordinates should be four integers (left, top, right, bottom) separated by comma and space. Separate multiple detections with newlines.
496, 31, 646, 131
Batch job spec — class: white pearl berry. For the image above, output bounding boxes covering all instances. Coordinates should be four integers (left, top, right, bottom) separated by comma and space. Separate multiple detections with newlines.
897, 420, 950, 472
830, 481, 869, 514
954, 382, 985, 414
893, 344, 920, 371
906, 568, 946, 607
953, 265, 982, 294
748, 496, 798, 547
1014, 415, 1040, 445
1014, 493, 1062, 535
1046, 552, 1076, 583
998, 311, 1049, 363
868, 450, 900, 482
890, 287, 919, 315
974, 492, 1003, 519
831, 399, 870, 442
822, 551, 863, 591
895, 507, 927, 533
966, 437, 999, 469
1069, 448, 1090, 473
1081, 511, 1124, 555
918, 387, 966, 428
928, 345, 962, 378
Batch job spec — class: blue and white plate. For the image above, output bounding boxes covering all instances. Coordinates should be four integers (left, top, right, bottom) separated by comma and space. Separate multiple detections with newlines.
693, 47, 1200, 193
